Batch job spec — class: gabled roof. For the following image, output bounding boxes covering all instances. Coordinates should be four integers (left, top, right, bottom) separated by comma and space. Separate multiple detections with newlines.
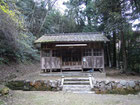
35, 32, 109, 43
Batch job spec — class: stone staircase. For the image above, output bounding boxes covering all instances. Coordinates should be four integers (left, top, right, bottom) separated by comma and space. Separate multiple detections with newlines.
62, 76, 94, 93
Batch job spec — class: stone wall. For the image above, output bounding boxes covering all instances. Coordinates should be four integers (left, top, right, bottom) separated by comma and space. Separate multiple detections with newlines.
92, 80, 140, 94
6, 80, 62, 91
6, 79, 140, 94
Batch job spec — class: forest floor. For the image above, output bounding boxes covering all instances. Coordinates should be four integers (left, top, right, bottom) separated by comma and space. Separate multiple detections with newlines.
0, 91, 140, 105
13, 69, 140, 81
0, 62, 40, 84
0, 63, 140, 82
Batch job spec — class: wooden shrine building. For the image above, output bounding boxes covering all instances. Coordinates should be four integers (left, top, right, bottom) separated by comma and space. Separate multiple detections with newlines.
35, 33, 109, 73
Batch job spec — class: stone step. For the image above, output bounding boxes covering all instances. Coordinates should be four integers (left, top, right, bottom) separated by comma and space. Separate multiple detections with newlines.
63, 81, 90, 85
63, 86, 91, 91
63, 85, 91, 88
64, 78, 89, 81
64, 90, 95, 94
62, 72, 92, 77
64, 89, 92, 91
63, 85, 93, 93
63, 88, 91, 91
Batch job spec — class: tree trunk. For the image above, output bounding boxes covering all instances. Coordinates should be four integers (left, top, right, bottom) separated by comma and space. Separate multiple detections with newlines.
113, 31, 116, 67
121, 30, 127, 72
38, 0, 57, 35
30, 2, 36, 32
107, 43, 112, 67
87, 17, 91, 26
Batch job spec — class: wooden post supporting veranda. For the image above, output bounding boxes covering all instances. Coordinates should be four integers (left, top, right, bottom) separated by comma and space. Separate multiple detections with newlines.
91, 48, 94, 72
50, 49, 52, 73
81, 48, 84, 72
41, 49, 46, 73
40, 50, 44, 73
60, 50, 63, 73
102, 45, 105, 73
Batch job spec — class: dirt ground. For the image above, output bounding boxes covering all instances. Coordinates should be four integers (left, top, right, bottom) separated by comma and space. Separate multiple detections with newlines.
14, 71, 140, 81
0, 63, 140, 82
104, 68, 140, 81
14, 67, 140, 81
1, 91, 140, 105
0, 62, 40, 83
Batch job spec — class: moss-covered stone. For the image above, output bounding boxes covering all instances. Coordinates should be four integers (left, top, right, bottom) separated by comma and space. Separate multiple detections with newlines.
102, 88, 140, 95
23, 81, 31, 91
0, 87, 10, 95
6, 80, 24, 90
5, 80, 61, 91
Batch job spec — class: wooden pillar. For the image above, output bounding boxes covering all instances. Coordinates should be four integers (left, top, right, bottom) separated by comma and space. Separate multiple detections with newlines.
60, 50, 62, 73
81, 48, 83, 72
102, 47, 105, 73
50, 49, 52, 73
40, 49, 45, 73
91, 48, 94, 72
44, 58, 46, 73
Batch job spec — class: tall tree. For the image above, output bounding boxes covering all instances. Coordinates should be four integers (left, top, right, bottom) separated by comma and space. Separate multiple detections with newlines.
0, 0, 39, 63
94, 0, 133, 71
16, 0, 58, 37
38, 0, 58, 34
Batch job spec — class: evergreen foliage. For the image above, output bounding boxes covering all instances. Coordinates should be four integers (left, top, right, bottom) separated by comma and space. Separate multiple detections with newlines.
0, 0, 39, 64
64, 0, 140, 72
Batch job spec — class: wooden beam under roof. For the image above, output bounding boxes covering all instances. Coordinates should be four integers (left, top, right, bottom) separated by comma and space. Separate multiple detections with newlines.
55, 44, 87, 47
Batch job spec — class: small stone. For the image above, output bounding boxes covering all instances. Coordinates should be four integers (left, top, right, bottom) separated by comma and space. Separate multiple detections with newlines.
134, 85, 140, 91
128, 81, 136, 88
24, 80, 33, 91
0, 87, 10, 95
105, 80, 110, 85
100, 82, 105, 88
117, 83, 123, 89
105, 84, 112, 90
111, 82, 117, 89
120, 80, 127, 86
51, 81, 58, 88
134, 81, 139, 85
57, 86, 62, 91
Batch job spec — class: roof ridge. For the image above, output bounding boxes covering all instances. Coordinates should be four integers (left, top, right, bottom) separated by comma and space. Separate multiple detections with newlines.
44, 32, 103, 36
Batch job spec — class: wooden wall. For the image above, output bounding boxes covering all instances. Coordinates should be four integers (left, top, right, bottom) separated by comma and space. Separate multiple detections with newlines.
40, 42, 105, 72
41, 57, 61, 69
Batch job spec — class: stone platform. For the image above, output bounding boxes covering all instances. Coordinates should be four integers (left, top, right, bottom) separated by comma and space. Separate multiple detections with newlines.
40, 71, 106, 78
